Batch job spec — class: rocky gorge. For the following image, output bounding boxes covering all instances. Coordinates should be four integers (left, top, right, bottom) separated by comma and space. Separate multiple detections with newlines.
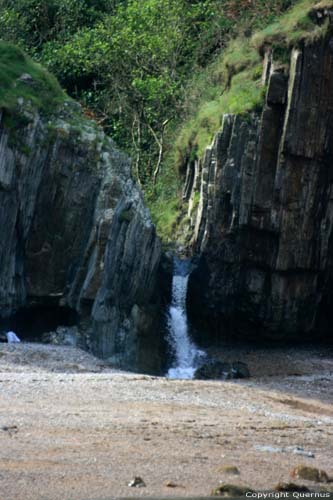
1, 5, 333, 499
2, 4, 333, 378
182, 6, 333, 343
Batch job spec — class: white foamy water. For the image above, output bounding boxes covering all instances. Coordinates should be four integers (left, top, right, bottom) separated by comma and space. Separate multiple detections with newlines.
166, 259, 205, 380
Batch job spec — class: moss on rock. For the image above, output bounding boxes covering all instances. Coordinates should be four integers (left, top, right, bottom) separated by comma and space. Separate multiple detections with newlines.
0, 41, 67, 115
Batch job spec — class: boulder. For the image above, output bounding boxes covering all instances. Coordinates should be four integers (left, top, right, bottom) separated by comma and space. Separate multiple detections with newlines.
218, 465, 240, 476
291, 466, 330, 483
211, 483, 253, 497
275, 483, 310, 492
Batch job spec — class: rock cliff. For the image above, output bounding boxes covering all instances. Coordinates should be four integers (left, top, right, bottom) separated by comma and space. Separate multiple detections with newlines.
185, 28, 333, 341
0, 98, 162, 372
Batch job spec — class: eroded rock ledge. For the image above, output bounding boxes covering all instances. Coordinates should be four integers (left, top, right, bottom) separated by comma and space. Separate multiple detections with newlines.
0, 102, 162, 372
185, 34, 333, 341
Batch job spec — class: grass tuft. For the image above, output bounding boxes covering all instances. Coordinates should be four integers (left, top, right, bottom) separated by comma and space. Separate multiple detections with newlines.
149, 196, 182, 246
0, 41, 67, 114
175, 56, 264, 167
252, 0, 332, 52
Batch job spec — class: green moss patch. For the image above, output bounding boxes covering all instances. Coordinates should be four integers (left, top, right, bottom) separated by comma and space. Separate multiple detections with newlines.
0, 41, 67, 114
119, 208, 134, 223
252, 0, 332, 52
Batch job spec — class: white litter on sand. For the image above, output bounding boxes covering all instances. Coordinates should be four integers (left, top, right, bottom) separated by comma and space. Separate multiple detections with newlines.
6, 331, 21, 343
255, 445, 315, 457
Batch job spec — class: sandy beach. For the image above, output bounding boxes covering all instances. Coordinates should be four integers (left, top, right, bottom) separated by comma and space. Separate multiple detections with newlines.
0, 342, 333, 500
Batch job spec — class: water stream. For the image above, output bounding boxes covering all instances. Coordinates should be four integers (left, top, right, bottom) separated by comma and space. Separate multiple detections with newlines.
166, 258, 205, 379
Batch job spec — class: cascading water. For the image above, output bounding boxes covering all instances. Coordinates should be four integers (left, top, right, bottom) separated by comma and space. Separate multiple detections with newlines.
166, 258, 205, 379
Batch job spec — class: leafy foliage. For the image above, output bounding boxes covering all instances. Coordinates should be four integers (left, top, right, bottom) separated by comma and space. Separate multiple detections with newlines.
0, 0, 327, 242
0, 0, 113, 51
0, 0, 300, 184
38, 0, 221, 184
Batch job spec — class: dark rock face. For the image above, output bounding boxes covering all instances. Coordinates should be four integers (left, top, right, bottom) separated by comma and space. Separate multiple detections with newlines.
0, 104, 162, 372
186, 38, 333, 341
194, 360, 250, 380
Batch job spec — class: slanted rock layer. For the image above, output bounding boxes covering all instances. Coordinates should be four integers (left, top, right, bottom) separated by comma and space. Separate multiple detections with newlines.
186, 35, 333, 340
0, 102, 162, 372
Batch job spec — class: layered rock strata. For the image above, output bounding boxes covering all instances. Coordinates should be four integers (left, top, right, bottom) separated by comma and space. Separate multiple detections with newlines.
0, 103, 162, 371
186, 36, 333, 340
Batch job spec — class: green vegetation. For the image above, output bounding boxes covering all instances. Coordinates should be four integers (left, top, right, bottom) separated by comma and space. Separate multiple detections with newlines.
175, 55, 264, 168
0, 0, 331, 242
153, 0, 332, 240
173, 0, 332, 175
149, 197, 182, 244
252, 0, 333, 50
0, 0, 299, 183
0, 0, 113, 52
119, 208, 134, 223
150, 43, 265, 241
0, 41, 66, 113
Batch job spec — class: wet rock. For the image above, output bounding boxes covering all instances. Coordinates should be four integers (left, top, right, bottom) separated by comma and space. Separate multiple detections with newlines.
158, 251, 173, 305
211, 483, 253, 497
275, 482, 310, 492
165, 481, 179, 488
194, 360, 250, 380
42, 326, 79, 347
291, 466, 329, 483
267, 70, 288, 105
218, 466, 240, 476
230, 362, 250, 378
128, 476, 146, 488
1, 425, 18, 436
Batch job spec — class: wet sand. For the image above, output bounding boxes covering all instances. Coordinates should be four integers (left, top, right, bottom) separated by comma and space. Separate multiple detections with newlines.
0, 342, 333, 500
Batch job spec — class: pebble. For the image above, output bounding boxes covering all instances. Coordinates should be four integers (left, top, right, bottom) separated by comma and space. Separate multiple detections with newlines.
1, 425, 18, 436
128, 476, 146, 488
291, 465, 330, 483
218, 465, 240, 476
275, 482, 310, 492
211, 483, 253, 497
165, 481, 178, 488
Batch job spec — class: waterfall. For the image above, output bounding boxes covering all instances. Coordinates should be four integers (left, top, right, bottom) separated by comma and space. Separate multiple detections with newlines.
166, 258, 205, 379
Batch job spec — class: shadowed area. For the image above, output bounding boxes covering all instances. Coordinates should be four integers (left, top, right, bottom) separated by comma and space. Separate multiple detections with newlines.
0, 304, 78, 341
